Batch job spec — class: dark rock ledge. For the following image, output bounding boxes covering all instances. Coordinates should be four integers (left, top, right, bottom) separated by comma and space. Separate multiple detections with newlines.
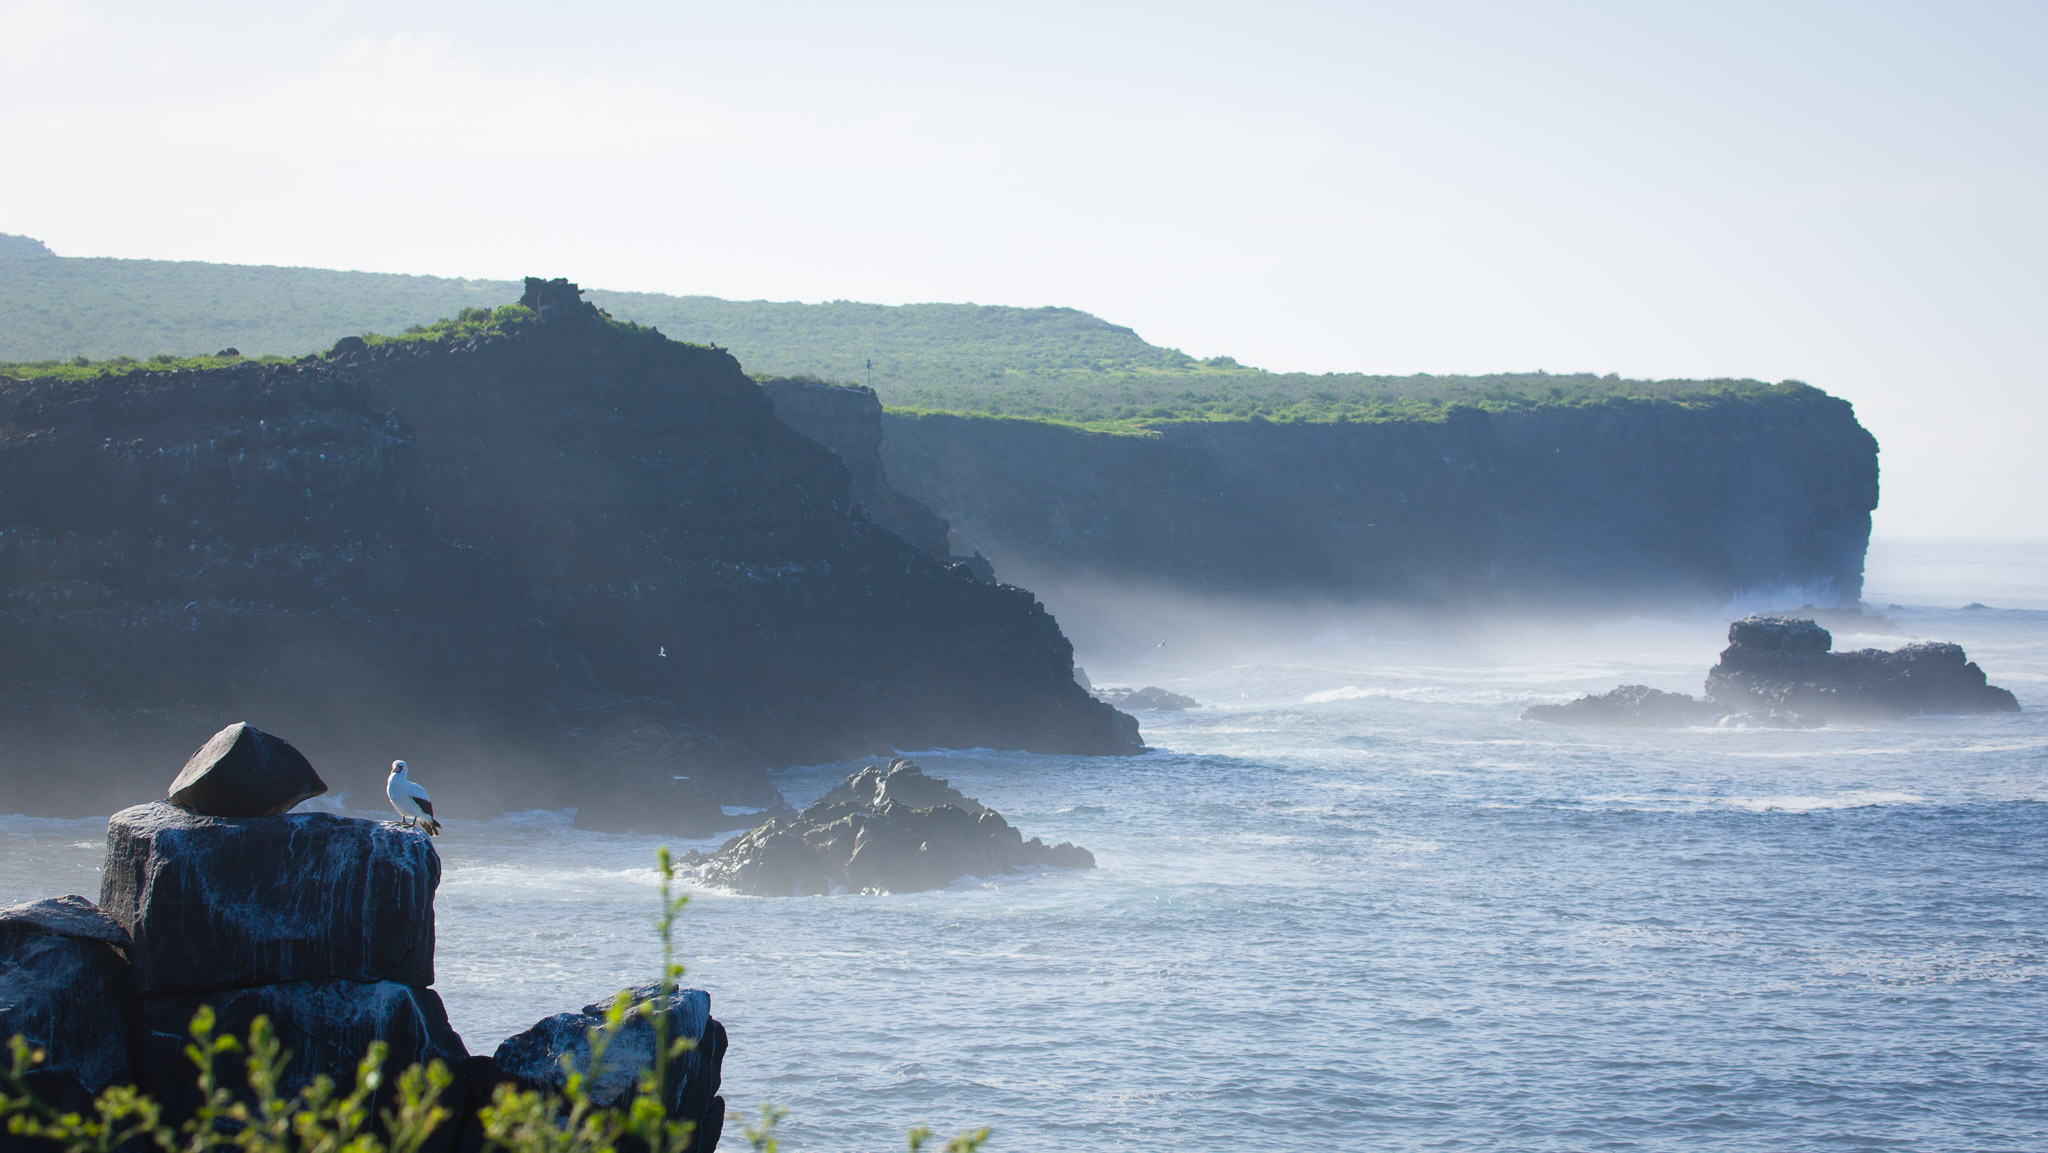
0, 723, 724, 1153
1092, 686, 1200, 711
689, 758, 1095, 895
1520, 684, 1723, 728
1523, 615, 2020, 728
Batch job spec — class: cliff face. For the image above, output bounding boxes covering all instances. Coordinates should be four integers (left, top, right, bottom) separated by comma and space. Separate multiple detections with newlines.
756, 378, 953, 559
880, 386, 1879, 606
0, 280, 1137, 822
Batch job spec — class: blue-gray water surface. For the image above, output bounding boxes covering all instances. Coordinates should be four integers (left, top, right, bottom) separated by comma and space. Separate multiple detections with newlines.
5, 538, 2045, 1151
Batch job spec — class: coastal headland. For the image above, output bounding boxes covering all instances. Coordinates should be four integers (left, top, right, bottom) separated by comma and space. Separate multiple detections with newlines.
0, 278, 1136, 824
1, 240, 1885, 821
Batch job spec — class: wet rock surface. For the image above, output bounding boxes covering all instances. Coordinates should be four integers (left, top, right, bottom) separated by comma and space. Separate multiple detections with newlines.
101, 802, 438, 995
1706, 615, 2020, 720
1520, 685, 1721, 728
0, 916, 135, 1098
694, 758, 1095, 895
493, 983, 725, 1148
166, 721, 327, 818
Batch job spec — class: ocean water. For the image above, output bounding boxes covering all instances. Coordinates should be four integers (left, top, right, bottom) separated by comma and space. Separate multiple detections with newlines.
5, 538, 2046, 1151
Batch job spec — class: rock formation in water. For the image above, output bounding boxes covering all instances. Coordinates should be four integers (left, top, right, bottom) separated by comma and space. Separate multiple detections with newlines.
1519, 684, 1722, 728
1704, 615, 2020, 720
693, 758, 1095, 895
1522, 616, 2020, 727
2, 729, 726, 1153
0, 279, 1138, 827
494, 983, 726, 1152
879, 390, 1879, 607
1092, 686, 1199, 711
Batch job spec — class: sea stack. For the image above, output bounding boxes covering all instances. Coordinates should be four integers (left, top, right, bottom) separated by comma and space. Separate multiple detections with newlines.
1704, 615, 2020, 720
1522, 616, 2022, 727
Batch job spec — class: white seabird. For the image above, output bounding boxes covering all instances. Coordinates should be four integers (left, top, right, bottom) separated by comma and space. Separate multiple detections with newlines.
385, 760, 442, 836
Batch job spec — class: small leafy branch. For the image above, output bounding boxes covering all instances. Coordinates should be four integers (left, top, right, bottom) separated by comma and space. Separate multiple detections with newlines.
3, 1007, 450, 1153
2, 848, 991, 1153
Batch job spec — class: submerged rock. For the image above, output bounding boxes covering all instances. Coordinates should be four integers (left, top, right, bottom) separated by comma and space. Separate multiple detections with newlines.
1093, 686, 1199, 710
1519, 685, 1720, 728
1706, 616, 2020, 720
166, 722, 327, 818
139, 979, 468, 1125
695, 759, 1094, 895
0, 905, 134, 1101
492, 983, 724, 1147
102, 802, 438, 996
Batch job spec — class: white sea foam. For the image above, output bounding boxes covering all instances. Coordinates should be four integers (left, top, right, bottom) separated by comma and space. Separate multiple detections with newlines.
1304, 685, 1381, 702
1717, 789, 1926, 813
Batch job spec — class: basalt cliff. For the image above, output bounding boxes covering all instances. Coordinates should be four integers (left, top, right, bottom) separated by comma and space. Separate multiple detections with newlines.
0, 280, 1138, 825
875, 392, 1879, 607
3, 240, 1882, 613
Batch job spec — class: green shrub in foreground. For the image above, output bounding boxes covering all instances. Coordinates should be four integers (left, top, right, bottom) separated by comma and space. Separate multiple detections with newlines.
1, 848, 991, 1153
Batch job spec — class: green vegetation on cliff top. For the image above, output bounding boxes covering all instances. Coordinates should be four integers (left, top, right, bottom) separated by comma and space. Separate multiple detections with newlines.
0, 234, 1812, 427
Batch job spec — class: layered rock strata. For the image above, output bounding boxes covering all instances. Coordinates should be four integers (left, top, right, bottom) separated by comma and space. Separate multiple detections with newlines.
0, 279, 1138, 828
880, 389, 1880, 607
695, 758, 1094, 895
757, 377, 954, 561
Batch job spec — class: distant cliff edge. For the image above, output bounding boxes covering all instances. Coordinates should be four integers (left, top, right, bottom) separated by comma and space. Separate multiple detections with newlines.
0, 280, 1139, 823
0, 240, 1883, 613
877, 389, 1879, 608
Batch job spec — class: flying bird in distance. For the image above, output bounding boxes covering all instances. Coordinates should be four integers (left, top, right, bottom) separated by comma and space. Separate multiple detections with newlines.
386, 760, 442, 835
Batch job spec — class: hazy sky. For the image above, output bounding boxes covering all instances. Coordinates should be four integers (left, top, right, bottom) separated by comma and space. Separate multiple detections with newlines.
3, 2, 2042, 538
